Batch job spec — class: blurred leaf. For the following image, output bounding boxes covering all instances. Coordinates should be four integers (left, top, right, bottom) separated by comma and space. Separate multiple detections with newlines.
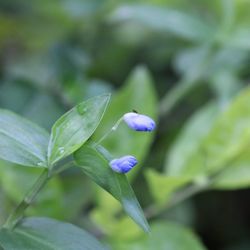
165, 102, 219, 176
225, 27, 250, 50
5, 55, 57, 88
209, 70, 242, 106
169, 87, 250, 178
145, 169, 190, 205
0, 161, 65, 219
0, 109, 49, 168
74, 144, 150, 232
110, 5, 215, 42
213, 151, 250, 189
173, 45, 211, 76
93, 66, 157, 178
0, 217, 106, 250
48, 94, 110, 166
23, 94, 65, 131
110, 222, 207, 250
208, 48, 248, 74
0, 82, 34, 113
61, 171, 93, 220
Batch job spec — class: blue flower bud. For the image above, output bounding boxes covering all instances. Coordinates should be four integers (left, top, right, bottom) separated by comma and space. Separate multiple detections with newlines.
109, 155, 138, 173
123, 112, 156, 132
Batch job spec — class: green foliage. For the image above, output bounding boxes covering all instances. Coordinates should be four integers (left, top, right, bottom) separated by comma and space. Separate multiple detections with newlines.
110, 5, 215, 42
110, 222, 207, 250
174, 88, 250, 179
48, 94, 110, 166
0, 217, 107, 250
93, 66, 157, 171
1, 0, 250, 249
74, 144, 149, 232
0, 109, 49, 168
145, 169, 190, 205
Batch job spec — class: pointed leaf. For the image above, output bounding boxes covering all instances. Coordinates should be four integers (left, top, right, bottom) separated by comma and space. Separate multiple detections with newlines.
0, 217, 106, 250
74, 145, 150, 232
0, 109, 49, 168
48, 94, 110, 166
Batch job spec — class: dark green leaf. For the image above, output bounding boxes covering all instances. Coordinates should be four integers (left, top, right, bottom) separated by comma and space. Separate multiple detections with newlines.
0, 217, 106, 250
48, 94, 110, 166
0, 109, 49, 168
74, 145, 150, 232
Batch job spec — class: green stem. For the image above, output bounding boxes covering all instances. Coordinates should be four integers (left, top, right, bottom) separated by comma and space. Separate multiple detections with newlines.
145, 182, 208, 219
96, 117, 123, 145
51, 161, 75, 175
3, 169, 49, 230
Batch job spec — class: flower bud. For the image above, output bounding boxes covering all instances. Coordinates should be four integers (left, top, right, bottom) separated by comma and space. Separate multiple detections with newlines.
109, 155, 138, 173
123, 112, 156, 132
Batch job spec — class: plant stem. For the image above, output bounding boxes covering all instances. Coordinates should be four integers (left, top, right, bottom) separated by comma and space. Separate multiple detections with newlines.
3, 169, 49, 230
96, 117, 123, 145
145, 182, 209, 219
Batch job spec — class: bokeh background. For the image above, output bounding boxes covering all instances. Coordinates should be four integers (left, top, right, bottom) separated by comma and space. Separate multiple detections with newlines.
1, 0, 250, 249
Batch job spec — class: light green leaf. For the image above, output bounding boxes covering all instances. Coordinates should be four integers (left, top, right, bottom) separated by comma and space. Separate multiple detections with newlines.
0, 109, 49, 168
165, 102, 219, 176
167, 87, 250, 179
226, 27, 250, 50
213, 151, 250, 189
93, 66, 157, 178
110, 5, 214, 42
48, 94, 110, 166
74, 145, 150, 232
110, 222, 207, 250
0, 217, 106, 250
145, 169, 190, 205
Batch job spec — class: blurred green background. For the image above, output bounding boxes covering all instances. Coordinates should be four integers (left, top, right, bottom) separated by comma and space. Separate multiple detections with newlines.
1, 0, 250, 249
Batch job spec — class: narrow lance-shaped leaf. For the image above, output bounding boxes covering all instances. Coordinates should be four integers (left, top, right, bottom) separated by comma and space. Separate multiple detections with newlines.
0, 217, 107, 250
48, 94, 110, 166
0, 109, 49, 168
74, 145, 150, 232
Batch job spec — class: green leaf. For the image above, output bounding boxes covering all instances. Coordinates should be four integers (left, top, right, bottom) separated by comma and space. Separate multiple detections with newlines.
145, 169, 190, 205
212, 151, 250, 190
226, 27, 250, 50
0, 109, 49, 168
74, 144, 150, 232
0, 161, 64, 219
110, 222, 207, 250
165, 102, 219, 176
166, 87, 250, 180
93, 66, 157, 178
110, 5, 214, 42
48, 94, 110, 166
0, 217, 106, 250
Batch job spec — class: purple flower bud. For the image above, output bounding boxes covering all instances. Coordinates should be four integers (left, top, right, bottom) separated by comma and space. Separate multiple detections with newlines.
123, 112, 156, 132
109, 155, 138, 173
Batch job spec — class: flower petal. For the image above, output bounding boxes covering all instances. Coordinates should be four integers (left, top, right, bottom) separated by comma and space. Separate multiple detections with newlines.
123, 112, 156, 132
109, 155, 138, 173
